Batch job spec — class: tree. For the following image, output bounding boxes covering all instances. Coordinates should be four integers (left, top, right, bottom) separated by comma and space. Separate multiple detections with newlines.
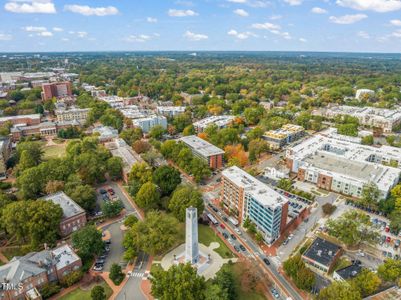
72, 225, 104, 260
204, 284, 228, 300
132, 140, 151, 154
183, 124, 196, 136
169, 185, 204, 221
283, 255, 304, 278
16, 141, 43, 166
66, 184, 96, 211
135, 182, 160, 210
128, 162, 152, 184
109, 263, 125, 285
45, 180, 65, 194
102, 200, 124, 218
377, 259, 401, 282
91, 285, 106, 300
224, 144, 248, 167
350, 269, 381, 297
150, 263, 206, 300
1, 200, 63, 248
248, 139, 268, 162
317, 281, 361, 300
337, 123, 358, 137
119, 128, 143, 145
107, 157, 123, 180
149, 125, 166, 140
123, 211, 179, 257
18, 150, 37, 172
277, 178, 292, 191
293, 267, 315, 291
124, 215, 138, 227
152, 166, 181, 196
322, 203, 336, 215
361, 183, 380, 207
326, 210, 378, 247
361, 135, 374, 145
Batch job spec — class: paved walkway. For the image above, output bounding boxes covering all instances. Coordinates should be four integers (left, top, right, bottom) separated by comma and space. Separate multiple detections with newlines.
160, 243, 237, 280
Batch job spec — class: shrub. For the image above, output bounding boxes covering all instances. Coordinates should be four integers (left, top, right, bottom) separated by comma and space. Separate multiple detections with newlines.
60, 270, 83, 287
91, 285, 106, 300
322, 203, 337, 215
40, 283, 61, 299
109, 263, 125, 285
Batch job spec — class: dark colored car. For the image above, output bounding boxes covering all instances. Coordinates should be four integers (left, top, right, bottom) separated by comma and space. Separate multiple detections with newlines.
239, 244, 246, 251
99, 189, 107, 194
263, 258, 270, 265
230, 234, 236, 240
234, 245, 240, 252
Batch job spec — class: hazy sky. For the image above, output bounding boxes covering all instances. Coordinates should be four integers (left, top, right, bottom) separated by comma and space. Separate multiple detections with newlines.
1, 0, 401, 53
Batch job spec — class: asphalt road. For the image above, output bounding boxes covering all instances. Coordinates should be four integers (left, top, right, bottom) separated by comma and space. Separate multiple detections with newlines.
205, 198, 303, 300
116, 252, 149, 300
102, 221, 125, 271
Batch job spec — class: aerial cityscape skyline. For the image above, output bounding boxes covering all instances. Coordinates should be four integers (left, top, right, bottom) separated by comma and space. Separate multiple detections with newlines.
1, 0, 401, 52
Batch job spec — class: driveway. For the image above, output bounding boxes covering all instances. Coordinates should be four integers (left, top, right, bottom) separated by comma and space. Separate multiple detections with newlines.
277, 192, 338, 261
101, 221, 126, 271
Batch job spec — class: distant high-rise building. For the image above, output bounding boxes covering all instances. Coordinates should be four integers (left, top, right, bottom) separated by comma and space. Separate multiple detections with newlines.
185, 207, 199, 264
41, 81, 72, 101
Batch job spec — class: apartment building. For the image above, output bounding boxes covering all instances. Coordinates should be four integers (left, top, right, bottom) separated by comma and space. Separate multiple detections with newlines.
193, 115, 235, 132
179, 135, 224, 169
0, 244, 81, 300
286, 133, 401, 199
263, 124, 305, 150
55, 107, 89, 123
221, 166, 289, 244
320, 106, 401, 133
132, 116, 167, 133
156, 106, 186, 117
41, 192, 87, 236
41, 81, 72, 101
0, 138, 11, 180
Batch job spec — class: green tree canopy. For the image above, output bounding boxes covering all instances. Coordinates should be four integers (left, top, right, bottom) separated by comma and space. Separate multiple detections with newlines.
72, 225, 104, 260
152, 165, 181, 196
150, 263, 206, 300
123, 211, 179, 257
168, 185, 204, 221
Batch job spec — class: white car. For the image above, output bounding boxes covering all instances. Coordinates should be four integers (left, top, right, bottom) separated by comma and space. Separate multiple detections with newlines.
235, 228, 242, 235
127, 271, 132, 277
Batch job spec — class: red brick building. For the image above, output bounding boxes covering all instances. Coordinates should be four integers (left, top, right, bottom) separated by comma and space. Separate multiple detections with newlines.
41, 192, 87, 237
41, 81, 72, 101
0, 245, 82, 300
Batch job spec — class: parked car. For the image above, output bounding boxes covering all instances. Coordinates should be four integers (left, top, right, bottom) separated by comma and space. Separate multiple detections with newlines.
234, 228, 241, 235
263, 258, 270, 265
220, 224, 225, 229
93, 264, 103, 271
230, 234, 236, 240
222, 232, 229, 239
99, 189, 107, 194
386, 236, 391, 243
234, 245, 240, 252
239, 244, 246, 251
108, 188, 115, 195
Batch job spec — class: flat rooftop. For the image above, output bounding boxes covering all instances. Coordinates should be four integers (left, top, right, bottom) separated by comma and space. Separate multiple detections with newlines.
303, 237, 341, 267
325, 105, 401, 122
193, 115, 235, 128
180, 135, 224, 157
0, 114, 40, 122
42, 192, 85, 219
222, 166, 288, 210
52, 244, 80, 270
335, 263, 362, 280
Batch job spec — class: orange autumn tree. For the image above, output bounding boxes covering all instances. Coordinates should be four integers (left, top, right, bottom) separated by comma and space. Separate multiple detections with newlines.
197, 132, 208, 141
224, 144, 248, 167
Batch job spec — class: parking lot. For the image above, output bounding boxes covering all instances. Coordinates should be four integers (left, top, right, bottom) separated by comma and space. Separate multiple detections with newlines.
92, 181, 140, 273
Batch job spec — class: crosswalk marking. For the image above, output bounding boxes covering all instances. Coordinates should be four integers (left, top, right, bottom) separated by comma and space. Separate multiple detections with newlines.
128, 272, 144, 278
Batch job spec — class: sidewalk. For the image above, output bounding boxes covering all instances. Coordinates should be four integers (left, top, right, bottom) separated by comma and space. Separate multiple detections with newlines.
116, 181, 145, 220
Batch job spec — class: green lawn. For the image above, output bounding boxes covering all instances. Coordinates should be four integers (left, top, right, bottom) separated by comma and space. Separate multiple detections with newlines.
43, 143, 67, 160
59, 281, 113, 300
198, 224, 234, 258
